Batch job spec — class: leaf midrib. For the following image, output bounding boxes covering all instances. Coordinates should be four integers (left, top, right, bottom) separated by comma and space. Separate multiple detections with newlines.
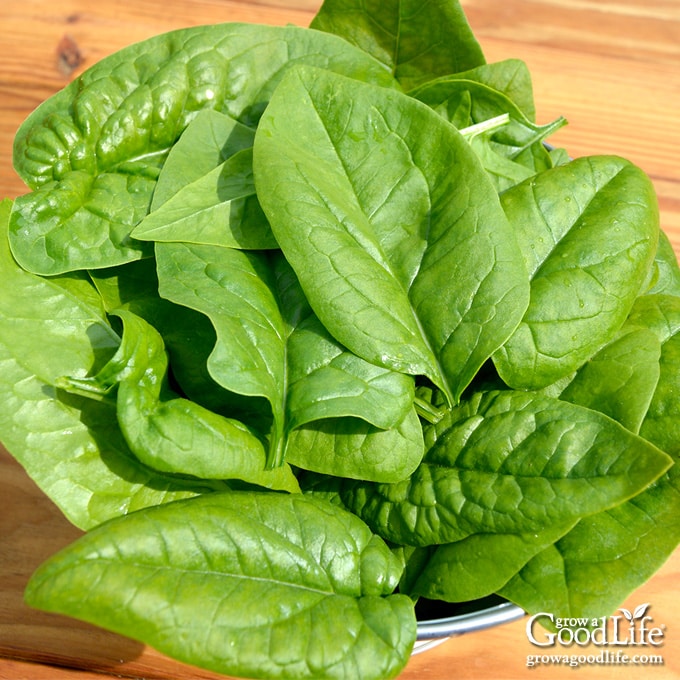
303, 86, 454, 402
59, 555, 346, 598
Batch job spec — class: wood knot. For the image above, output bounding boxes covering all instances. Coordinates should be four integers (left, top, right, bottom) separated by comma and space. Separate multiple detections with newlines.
56, 33, 83, 77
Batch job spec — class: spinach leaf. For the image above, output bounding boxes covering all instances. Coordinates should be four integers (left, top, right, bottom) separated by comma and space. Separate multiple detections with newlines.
155, 242, 416, 470
407, 520, 575, 603
0, 199, 118, 383
310, 0, 485, 91
498, 450, 680, 621
646, 230, 680, 297
499, 294, 680, 619
557, 324, 661, 434
88, 259, 240, 418
411, 75, 565, 156
444, 58, 538, 121
494, 155, 660, 389
132, 109, 274, 248
1, 1, 677, 670
59, 309, 300, 492
132, 147, 276, 248
339, 390, 672, 546
286, 407, 424, 482
0, 200, 224, 529
26, 492, 416, 680
633, 295, 680, 453
411, 75, 565, 192
150, 108, 256, 206
499, 473, 680, 620
254, 66, 530, 403
467, 132, 555, 193
9, 23, 397, 275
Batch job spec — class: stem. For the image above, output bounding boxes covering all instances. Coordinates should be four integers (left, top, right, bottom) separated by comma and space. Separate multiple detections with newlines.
414, 395, 446, 424
459, 113, 510, 140
54, 375, 116, 402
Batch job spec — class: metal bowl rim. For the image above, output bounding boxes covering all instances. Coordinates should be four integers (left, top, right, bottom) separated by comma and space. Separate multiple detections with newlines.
415, 601, 525, 640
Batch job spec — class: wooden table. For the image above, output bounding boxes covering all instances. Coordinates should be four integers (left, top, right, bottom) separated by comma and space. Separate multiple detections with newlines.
1, 1, 679, 678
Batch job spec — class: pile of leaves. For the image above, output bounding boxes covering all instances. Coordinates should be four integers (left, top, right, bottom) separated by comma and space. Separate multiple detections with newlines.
1, 1, 678, 678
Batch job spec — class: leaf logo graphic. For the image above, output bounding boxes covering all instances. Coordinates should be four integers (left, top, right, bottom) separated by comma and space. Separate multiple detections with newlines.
619, 603, 650, 621
633, 603, 650, 619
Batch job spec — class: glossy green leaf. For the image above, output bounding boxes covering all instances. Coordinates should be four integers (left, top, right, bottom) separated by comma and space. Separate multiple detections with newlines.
59, 309, 299, 491
500, 295, 680, 618
88, 259, 239, 417
284, 312, 413, 432
0, 200, 224, 529
467, 133, 555, 193
0, 200, 118, 383
132, 109, 273, 248
411, 74, 565, 154
150, 108, 256, 207
408, 520, 574, 603
156, 242, 415, 469
2, 5, 677, 669
494, 156, 660, 389
26, 492, 416, 680
499, 471, 680, 620
633, 295, 680, 454
558, 324, 661, 434
646, 230, 680, 297
339, 390, 672, 546
411, 75, 566, 192
310, 0, 485, 91
9, 23, 396, 275
132, 147, 276, 248
254, 66, 529, 403
446, 59, 537, 121
286, 407, 424, 482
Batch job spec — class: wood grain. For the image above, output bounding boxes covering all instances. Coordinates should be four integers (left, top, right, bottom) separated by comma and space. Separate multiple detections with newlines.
0, 1, 679, 679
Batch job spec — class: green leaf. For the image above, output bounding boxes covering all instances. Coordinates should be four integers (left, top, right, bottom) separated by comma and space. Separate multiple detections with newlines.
10, 23, 397, 275
409, 520, 574, 603
500, 293, 680, 619
26, 492, 416, 680
285, 312, 414, 432
59, 309, 299, 492
411, 75, 566, 192
156, 242, 415, 470
132, 147, 276, 248
253, 66, 529, 403
500, 463, 680, 620
88, 259, 239, 418
633, 295, 680, 455
310, 0, 485, 91
558, 324, 661, 434
645, 230, 680, 297
339, 390, 672, 546
411, 73, 565, 153
131, 110, 274, 248
466, 134, 553, 193
500, 474, 680, 620
447, 59, 537, 121
0, 204, 119, 384
286, 407, 424, 482
150, 108, 256, 207
493, 156, 660, 389
0, 200, 223, 529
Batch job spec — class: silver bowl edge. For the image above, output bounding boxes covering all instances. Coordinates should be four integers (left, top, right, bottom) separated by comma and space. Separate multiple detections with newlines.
412, 601, 525, 654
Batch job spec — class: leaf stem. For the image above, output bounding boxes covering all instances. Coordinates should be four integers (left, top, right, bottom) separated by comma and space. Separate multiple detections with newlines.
54, 376, 116, 402
459, 113, 510, 140
414, 396, 446, 424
